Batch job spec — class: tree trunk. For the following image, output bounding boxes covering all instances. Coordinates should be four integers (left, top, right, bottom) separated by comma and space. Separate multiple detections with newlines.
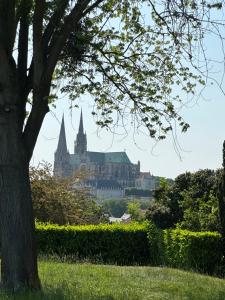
0, 104, 40, 291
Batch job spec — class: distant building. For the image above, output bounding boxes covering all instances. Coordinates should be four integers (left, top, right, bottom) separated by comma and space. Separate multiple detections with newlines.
81, 179, 125, 200
54, 112, 141, 194
135, 172, 156, 190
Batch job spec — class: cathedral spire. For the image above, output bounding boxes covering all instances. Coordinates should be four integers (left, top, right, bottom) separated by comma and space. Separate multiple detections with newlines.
78, 109, 84, 134
54, 115, 71, 178
56, 115, 68, 155
74, 110, 87, 154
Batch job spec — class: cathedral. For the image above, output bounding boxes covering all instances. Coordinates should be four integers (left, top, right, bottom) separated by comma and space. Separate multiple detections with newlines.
54, 111, 141, 191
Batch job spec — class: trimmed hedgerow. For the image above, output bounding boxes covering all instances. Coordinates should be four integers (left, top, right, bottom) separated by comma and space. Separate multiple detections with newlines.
147, 222, 164, 265
163, 229, 222, 274
36, 222, 223, 273
36, 222, 151, 265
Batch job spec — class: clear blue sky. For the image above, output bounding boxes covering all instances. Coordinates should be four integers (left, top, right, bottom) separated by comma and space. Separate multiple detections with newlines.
32, 9, 225, 179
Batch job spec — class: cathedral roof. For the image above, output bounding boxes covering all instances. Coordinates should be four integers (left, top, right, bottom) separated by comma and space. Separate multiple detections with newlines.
87, 152, 105, 164
86, 151, 131, 164
104, 152, 131, 164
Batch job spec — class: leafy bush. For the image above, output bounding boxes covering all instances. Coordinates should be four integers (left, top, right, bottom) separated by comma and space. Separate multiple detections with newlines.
127, 201, 143, 221
178, 190, 220, 232
146, 222, 164, 265
146, 177, 182, 228
147, 169, 221, 231
36, 222, 223, 273
36, 222, 151, 265
145, 201, 174, 229
163, 229, 222, 274
30, 163, 104, 225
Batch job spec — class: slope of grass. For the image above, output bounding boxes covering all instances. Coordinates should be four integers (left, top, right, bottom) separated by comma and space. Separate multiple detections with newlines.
1, 261, 225, 300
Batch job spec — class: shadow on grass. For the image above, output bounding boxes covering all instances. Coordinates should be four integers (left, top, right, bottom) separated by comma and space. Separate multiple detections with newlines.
42, 290, 115, 300
0, 288, 116, 300
1, 287, 225, 300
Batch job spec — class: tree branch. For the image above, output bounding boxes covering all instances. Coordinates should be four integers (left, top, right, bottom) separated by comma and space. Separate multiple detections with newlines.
23, 97, 50, 162
0, 0, 16, 54
42, 0, 69, 56
17, 0, 32, 127
23, 0, 106, 160
33, 0, 46, 87
44, 0, 92, 83
22, 0, 47, 160
83, 0, 105, 15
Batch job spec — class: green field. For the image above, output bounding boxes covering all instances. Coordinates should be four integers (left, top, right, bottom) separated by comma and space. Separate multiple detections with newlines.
1, 262, 225, 300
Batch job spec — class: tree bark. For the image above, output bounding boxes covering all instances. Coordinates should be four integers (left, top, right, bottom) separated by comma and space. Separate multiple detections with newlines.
0, 166, 40, 290
0, 110, 40, 291
0, 52, 40, 290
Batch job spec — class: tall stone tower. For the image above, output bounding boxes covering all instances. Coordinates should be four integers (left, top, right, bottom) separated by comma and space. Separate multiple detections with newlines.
54, 115, 70, 177
74, 110, 87, 155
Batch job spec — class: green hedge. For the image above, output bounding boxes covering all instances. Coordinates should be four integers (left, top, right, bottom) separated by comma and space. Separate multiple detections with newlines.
163, 229, 222, 274
36, 223, 223, 273
36, 223, 151, 265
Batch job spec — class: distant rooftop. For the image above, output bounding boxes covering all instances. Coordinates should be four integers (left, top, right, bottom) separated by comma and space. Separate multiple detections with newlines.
70, 151, 131, 166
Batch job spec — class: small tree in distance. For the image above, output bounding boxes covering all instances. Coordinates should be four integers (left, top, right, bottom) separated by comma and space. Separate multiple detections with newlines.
30, 162, 104, 225
127, 201, 142, 222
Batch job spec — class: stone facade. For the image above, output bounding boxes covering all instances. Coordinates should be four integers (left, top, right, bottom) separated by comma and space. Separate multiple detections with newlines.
54, 112, 141, 189
83, 179, 125, 200
135, 172, 156, 190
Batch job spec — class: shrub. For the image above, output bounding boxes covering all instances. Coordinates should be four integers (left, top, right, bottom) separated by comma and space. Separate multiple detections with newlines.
36, 222, 223, 273
163, 229, 222, 274
36, 222, 151, 265
145, 201, 174, 229
30, 163, 104, 225
146, 222, 164, 265
127, 201, 143, 221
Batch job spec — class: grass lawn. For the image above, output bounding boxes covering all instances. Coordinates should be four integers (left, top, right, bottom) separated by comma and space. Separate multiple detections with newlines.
1, 261, 225, 299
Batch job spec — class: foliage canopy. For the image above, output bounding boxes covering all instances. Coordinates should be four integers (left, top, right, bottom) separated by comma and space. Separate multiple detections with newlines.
146, 169, 221, 231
